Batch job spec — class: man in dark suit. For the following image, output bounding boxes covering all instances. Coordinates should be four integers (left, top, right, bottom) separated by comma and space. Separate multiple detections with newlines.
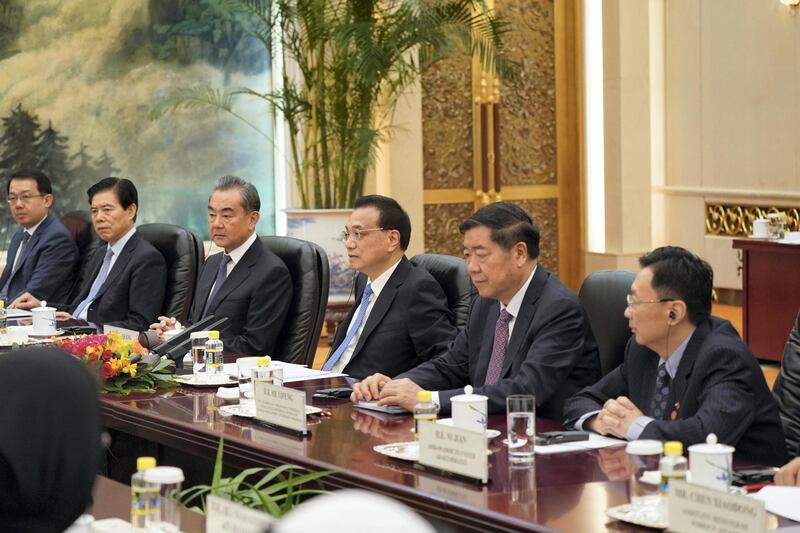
563, 246, 787, 466
322, 195, 456, 380
352, 202, 600, 418
12, 178, 167, 331
151, 176, 291, 356
1, 170, 78, 305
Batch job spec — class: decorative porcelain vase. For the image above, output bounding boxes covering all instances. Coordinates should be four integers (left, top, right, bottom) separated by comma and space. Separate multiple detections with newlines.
285, 208, 354, 304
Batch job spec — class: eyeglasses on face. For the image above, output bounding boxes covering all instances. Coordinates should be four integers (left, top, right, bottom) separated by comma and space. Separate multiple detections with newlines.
626, 294, 676, 307
340, 228, 385, 242
6, 194, 45, 204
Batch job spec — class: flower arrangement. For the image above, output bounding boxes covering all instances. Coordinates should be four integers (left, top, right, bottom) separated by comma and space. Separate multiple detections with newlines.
55, 333, 179, 394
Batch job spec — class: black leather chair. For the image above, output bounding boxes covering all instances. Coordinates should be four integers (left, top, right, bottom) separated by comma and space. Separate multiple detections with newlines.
260, 236, 329, 366
578, 270, 635, 376
410, 253, 475, 329
772, 309, 800, 457
59, 211, 103, 300
138, 223, 204, 323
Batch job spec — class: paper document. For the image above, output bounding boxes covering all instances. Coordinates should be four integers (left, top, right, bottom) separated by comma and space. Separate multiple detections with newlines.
354, 401, 408, 415
534, 433, 625, 455
221, 360, 345, 383
6, 308, 32, 318
752, 486, 800, 522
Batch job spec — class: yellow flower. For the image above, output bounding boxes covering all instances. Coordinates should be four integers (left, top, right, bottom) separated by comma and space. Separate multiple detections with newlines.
125, 363, 138, 378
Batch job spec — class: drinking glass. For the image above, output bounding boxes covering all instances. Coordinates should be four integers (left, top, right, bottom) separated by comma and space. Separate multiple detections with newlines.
236, 357, 259, 406
625, 440, 663, 521
506, 395, 535, 463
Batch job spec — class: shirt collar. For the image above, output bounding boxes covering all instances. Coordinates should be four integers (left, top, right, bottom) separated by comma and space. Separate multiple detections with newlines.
24, 214, 47, 237
501, 265, 537, 319
367, 257, 403, 299
227, 232, 258, 266
662, 327, 696, 378
108, 226, 136, 257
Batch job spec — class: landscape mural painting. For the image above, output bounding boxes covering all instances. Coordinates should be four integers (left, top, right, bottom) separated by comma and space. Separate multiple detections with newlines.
0, 0, 275, 247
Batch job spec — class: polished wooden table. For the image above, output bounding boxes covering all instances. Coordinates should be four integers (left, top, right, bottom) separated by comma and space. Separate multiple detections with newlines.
101, 378, 796, 532
732, 238, 800, 361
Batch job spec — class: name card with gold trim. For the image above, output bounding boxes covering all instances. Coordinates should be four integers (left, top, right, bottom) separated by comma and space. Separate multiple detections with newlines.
254, 381, 308, 436
417, 421, 488, 484
668, 479, 766, 533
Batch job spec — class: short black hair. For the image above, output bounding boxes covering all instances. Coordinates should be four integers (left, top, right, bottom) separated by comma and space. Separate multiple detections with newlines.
458, 202, 540, 258
353, 195, 411, 250
638, 246, 713, 325
87, 177, 139, 222
7, 169, 53, 196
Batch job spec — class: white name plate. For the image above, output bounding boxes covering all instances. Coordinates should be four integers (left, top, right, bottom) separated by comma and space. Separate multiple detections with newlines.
418, 421, 488, 484
669, 479, 766, 533
103, 325, 139, 342
206, 494, 275, 532
254, 381, 308, 435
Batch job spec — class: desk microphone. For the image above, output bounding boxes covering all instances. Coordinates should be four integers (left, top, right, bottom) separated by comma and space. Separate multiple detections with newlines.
142, 316, 231, 362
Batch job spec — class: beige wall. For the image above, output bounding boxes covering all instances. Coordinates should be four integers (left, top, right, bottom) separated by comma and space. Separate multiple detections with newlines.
662, 0, 800, 289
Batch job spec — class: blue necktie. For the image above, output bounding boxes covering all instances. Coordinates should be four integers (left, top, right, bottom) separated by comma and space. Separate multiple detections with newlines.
323, 283, 373, 371
203, 254, 232, 316
74, 247, 114, 319
649, 362, 672, 420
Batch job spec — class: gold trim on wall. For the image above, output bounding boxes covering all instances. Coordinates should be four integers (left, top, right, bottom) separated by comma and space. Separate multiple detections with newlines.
705, 203, 800, 236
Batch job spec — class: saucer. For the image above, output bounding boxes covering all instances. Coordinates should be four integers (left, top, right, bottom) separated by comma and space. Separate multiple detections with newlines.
175, 374, 237, 388
219, 404, 322, 418
28, 329, 64, 338
410, 418, 501, 439
375, 441, 493, 462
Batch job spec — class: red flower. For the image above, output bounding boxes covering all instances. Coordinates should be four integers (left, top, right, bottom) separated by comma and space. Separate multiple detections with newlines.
101, 349, 113, 362
99, 362, 115, 380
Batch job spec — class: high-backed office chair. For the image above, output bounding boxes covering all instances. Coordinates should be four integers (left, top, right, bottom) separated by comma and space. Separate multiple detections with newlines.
260, 236, 329, 366
137, 223, 204, 323
578, 270, 635, 376
59, 211, 102, 299
772, 309, 800, 457
410, 253, 475, 329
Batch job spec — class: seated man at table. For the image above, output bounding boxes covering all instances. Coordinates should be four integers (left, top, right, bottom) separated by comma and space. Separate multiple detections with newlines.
352, 202, 601, 418
12, 177, 167, 331
150, 176, 291, 356
321, 195, 457, 380
1, 170, 79, 305
563, 246, 788, 466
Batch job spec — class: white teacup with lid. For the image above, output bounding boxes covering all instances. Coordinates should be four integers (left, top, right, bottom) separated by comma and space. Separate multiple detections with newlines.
688, 433, 734, 491
450, 385, 488, 434
31, 300, 57, 335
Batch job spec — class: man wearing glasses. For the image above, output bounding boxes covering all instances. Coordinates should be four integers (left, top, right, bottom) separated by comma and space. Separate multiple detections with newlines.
321, 195, 457, 379
1, 170, 78, 305
563, 246, 788, 466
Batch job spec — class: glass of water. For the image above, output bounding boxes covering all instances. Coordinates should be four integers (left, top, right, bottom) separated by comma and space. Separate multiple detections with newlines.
506, 394, 535, 463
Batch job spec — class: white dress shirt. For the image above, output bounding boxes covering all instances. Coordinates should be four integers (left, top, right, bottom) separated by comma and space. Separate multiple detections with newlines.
330, 258, 403, 374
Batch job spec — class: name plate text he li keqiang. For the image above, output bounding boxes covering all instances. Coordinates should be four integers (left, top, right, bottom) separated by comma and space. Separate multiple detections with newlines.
254, 381, 308, 435
418, 421, 488, 484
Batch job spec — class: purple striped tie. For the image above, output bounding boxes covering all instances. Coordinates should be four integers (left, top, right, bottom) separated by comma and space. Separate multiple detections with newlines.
484, 309, 512, 385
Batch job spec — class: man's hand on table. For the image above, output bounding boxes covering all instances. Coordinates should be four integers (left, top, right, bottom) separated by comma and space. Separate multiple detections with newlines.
351, 373, 391, 402
592, 396, 643, 439
775, 457, 800, 486
377, 378, 422, 412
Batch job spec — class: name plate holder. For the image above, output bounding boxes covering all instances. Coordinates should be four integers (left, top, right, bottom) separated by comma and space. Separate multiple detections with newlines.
253, 381, 310, 438
206, 494, 274, 532
668, 479, 766, 533
414, 421, 489, 485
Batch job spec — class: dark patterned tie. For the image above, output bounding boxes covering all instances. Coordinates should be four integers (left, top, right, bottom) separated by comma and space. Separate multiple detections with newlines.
649, 363, 671, 420
203, 254, 232, 316
484, 309, 513, 385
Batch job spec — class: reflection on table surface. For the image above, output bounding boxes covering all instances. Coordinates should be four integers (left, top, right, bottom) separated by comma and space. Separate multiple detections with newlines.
101, 377, 797, 533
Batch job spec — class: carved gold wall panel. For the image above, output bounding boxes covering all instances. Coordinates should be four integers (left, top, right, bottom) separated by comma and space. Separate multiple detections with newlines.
497, 0, 557, 186
705, 203, 800, 236
422, 54, 473, 191
512, 199, 559, 273
423, 203, 475, 257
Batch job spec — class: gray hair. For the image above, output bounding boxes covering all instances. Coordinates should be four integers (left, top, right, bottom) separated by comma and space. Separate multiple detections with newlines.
212, 175, 261, 213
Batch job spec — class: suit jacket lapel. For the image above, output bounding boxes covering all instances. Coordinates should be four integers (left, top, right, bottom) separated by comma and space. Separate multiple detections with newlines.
207, 242, 263, 313
11, 214, 52, 277
500, 266, 548, 378
670, 320, 710, 413
3, 231, 22, 282
329, 276, 364, 355
351, 257, 411, 359
474, 301, 501, 384
94, 234, 139, 300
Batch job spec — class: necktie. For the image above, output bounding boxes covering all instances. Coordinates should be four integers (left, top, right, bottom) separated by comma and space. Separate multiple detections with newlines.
73, 247, 115, 319
649, 363, 672, 420
484, 309, 513, 385
322, 283, 374, 372
0, 232, 31, 299
202, 254, 232, 316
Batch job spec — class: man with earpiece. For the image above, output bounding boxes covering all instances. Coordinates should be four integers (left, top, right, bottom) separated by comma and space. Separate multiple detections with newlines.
563, 246, 788, 466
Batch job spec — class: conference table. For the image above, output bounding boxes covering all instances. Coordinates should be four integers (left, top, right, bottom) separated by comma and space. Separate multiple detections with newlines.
101, 377, 795, 532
